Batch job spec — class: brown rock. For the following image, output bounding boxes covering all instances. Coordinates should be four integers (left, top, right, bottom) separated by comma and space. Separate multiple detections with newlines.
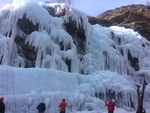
88, 4, 150, 40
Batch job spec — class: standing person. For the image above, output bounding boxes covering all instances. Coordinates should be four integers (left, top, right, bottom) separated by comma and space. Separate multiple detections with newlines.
105, 99, 115, 113
0, 96, 5, 113
58, 98, 67, 113
37, 102, 46, 113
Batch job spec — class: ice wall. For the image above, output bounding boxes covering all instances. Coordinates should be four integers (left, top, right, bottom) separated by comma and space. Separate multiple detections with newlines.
0, 66, 136, 112
0, 1, 80, 72
1, 1, 150, 76
0, 1, 150, 111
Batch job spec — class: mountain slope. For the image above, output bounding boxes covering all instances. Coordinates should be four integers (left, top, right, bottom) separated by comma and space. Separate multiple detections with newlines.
89, 4, 150, 40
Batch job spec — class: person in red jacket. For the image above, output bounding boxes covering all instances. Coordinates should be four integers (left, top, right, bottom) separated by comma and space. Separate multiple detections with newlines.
58, 98, 67, 113
61, 8, 69, 18
105, 99, 115, 113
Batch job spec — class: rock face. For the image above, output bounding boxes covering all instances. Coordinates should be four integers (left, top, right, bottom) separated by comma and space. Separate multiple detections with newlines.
88, 4, 150, 40
88, 16, 112, 27
13, 6, 86, 70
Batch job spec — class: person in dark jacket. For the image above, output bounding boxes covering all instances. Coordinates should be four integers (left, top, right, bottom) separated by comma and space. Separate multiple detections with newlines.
110, 31, 115, 40
37, 102, 46, 113
0, 96, 5, 113
58, 98, 67, 113
105, 99, 115, 113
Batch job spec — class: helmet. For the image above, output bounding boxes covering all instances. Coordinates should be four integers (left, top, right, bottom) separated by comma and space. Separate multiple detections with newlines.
40, 101, 44, 104
0, 96, 4, 101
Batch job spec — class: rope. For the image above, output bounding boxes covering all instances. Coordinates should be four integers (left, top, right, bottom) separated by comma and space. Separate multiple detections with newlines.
6, 65, 9, 113
11, 66, 17, 113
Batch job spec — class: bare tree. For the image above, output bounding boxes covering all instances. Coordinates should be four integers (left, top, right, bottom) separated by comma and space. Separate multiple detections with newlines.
146, 0, 150, 6
136, 83, 147, 113
45, 0, 73, 5
66, 0, 73, 5
134, 73, 148, 113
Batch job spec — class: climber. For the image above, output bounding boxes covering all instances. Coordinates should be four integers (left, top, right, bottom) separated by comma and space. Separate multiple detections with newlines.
37, 102, 46, 113
61, 8, 69, 18
110, 31, 115, 40
58, 98, 67, 113
0, 96, 5, 113
105, 99, 115, 113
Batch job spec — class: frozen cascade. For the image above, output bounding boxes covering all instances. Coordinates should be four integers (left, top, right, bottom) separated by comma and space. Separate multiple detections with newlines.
0, 1, 80, 72
0, 1, 150, 113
